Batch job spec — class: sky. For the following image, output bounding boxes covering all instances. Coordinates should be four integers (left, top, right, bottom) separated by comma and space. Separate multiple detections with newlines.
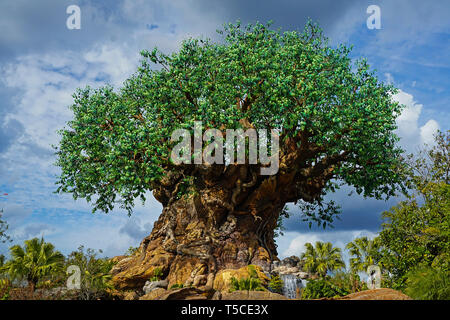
0, 0, 449, 265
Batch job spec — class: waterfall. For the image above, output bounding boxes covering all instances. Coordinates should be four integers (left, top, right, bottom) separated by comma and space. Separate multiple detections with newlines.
280, 274, 303, 299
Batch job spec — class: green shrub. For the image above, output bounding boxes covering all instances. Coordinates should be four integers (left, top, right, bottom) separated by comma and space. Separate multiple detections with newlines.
150, 267, 163, 282
0, 278, 11, 300
229, 265, 265, 292
170, 283, 184, 289
405, 266, 450, 300
301, 278, 350, 299
268, 274, 284, 294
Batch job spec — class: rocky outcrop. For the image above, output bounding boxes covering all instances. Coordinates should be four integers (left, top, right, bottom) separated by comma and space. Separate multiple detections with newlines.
143, 279, 168, 294
213, 265, 269, 292
139, 287, 216, 300
271, 256, 309, 279
221, 290, 288, 300
337, 288, 412, 300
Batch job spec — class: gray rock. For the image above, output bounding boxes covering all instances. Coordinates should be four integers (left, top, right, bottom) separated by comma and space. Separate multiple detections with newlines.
280, 256, 300, 268
143, 279, 168, 294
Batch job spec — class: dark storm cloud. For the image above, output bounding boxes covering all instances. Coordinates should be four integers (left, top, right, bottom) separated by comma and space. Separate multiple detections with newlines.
283, 188, 401, 233
0, 0, 127, 61
192, 0, 360, 29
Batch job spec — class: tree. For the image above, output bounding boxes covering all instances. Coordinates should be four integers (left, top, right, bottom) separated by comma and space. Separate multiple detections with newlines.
2, 238, 64, 291
346, 236, 381, 273
378, 130, 449, 289
404, 266, 450, 300
55, 20, 406, 289
66, 246, 114, 300
301, 241, 345, 277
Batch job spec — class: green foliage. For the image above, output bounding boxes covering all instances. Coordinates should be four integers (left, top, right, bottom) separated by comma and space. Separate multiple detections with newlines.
125, 246, 139, 256
55, 20, 405, 221
329, 271, 367, 294
405, 266, 450, 300
301, 277, 349, 299
170, 283, 184, 289
300, 241, 345, 277
346, 236, 382, 273
268, 274, 284, 294
274, 206, 289, 238
377, 131, 450, 290
66, 246, 115, 300
1, 238, 64, 290
230, 265, 264, 292
150, 267, 163, 282
0, 278, 11, 300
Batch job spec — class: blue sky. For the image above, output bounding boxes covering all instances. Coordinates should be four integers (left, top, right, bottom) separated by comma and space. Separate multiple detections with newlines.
0, 0, 449, 263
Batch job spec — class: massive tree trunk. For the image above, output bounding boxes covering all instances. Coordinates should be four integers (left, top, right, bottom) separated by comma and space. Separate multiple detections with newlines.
111, 135, 333, 290
111, 164, 295, 290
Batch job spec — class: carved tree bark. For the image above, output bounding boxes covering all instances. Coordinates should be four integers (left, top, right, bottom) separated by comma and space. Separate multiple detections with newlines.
112, 135, 337, 290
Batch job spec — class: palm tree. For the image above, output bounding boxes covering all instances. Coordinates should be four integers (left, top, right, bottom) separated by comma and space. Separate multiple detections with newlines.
2, 238, 64, 291
346, 237, 380, 273
300, 241, 345, 277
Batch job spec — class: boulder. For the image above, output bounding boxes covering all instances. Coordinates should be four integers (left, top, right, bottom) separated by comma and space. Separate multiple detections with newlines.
143, 279, 168, 294
213, 265, 269, 292
123, 291, 139, 300
158, 287, 216, 300
139, 288, 168, 300
221, 290, 288, 300
337, 288, 412, 300
280, 256, 300, 268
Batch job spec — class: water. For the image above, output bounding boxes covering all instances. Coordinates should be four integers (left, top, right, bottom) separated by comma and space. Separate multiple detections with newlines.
280, 274, 303, 299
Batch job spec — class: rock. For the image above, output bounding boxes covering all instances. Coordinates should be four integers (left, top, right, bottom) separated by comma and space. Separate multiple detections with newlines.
221, 290, 288, 300
123, 291, 139, 300
337, 288, 412, 300
192, 274, 207, 287
143, 279, 168, 294
280, 256, 300, 268
139, 288, 168, 300
111, 239, 174, 289
294, 272, 309, 279
158, 287, 216, 300
213, 265, 269, 292
211, 290, 222, 300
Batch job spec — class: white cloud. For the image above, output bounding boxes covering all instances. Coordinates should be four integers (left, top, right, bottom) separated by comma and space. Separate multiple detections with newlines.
393, 89, 440, 151
420, 119, 440, 145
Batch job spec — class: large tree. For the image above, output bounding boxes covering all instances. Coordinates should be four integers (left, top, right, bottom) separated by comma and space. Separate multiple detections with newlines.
55, 21, 405, 289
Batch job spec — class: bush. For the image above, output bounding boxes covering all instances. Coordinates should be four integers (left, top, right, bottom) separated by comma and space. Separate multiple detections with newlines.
330, 271, 367, 294
229, 265, 265, 292
268, 274, 284, 294
150, 267, 163, 282
405, 266, 450, 300
0, 278, 11, 300
301, 278, 350, 299
66, 246, 115, 300
170, 283, 184, 289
